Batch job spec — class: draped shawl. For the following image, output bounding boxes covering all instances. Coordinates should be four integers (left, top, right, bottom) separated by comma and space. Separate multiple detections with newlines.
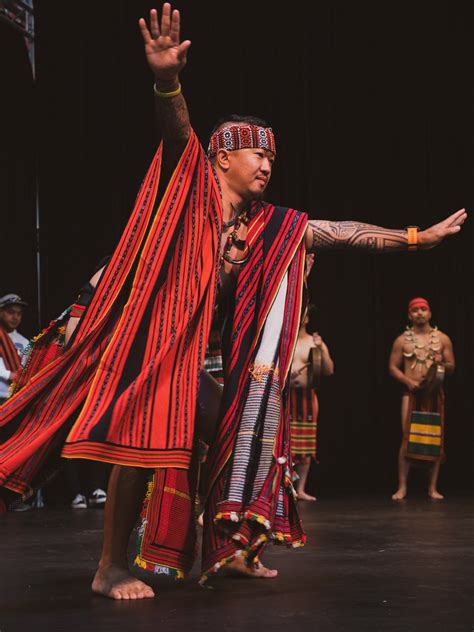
0, 131, 222, 493
200, 204, 308, 578
136, 203, 308, 579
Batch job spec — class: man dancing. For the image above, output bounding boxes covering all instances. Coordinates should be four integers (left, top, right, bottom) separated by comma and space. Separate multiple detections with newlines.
389, 297, 455, 500
0, 4, 466, 600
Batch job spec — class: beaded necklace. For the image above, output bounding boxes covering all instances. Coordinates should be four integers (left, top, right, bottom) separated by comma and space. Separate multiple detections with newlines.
403, 326, 440, 371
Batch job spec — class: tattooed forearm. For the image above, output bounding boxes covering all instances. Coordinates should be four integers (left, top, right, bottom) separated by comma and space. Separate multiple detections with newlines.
305, 220, 408, 253
154, 85, 191, 167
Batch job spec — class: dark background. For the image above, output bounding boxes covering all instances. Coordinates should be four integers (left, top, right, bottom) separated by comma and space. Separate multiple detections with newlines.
1, 1, 472, 494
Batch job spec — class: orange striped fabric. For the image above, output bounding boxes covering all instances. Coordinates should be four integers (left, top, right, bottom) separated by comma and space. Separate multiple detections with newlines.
0, 131, 222, 494
289, 386, 319, 461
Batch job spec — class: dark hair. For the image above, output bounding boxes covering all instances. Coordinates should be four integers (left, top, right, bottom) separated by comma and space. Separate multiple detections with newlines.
210, 114, 271, 135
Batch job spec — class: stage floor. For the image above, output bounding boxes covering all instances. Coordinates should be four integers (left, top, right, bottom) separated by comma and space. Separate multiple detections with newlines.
0, 495, 472, 631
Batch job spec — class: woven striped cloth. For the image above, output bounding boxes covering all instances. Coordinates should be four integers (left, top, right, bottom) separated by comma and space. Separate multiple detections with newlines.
203, 308, 224, 384
289, 386, 318, 461
0, 327, 21, 373
405, 390, 445, 461
200, 203, 308, 581
0, 130, 221, 496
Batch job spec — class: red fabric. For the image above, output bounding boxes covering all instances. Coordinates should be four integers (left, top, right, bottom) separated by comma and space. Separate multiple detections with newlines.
201, 204, 308, 579
208, 124, 276, 156
408, 297, 430, 311
0, 327, 20, 372
290, 386, 319, 461
0, 130, 221, 496
70, 304, 86, 319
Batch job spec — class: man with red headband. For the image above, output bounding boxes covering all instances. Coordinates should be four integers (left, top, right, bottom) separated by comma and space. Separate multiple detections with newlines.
389, 298, 455, 500
0, 3, 467, 600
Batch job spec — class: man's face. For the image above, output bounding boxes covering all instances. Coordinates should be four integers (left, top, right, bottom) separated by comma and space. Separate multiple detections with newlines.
408, 305, 431, 326
0, 305, 23, 332
221, 147, 275, 200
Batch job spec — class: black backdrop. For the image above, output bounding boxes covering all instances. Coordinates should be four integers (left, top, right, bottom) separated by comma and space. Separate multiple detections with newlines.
1, 1, 472, 493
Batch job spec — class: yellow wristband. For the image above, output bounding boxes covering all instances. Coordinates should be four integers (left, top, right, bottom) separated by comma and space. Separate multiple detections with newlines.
407, 226, 419, 251
153, 83, 182, 98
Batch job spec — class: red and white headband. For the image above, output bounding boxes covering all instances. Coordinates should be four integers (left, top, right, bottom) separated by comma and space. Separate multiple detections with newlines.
207, 124, 276, 157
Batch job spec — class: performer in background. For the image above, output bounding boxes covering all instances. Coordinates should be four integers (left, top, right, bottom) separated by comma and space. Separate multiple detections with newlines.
0, 3, 467, 601
0, 294, 29, 405
289, 257, 334, 501
389, 298, 455, 500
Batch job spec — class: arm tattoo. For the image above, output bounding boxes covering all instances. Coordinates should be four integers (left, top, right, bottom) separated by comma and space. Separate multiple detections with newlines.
155, 92, 191, 170
308, 220, 408, 253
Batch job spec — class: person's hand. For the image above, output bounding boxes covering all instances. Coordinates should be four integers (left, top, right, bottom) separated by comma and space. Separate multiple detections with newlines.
139, 4, 191, 85
405, 377, 421, 392
432, 352, 443, 363
312, 333, 323, 348
418, 209, 467, 250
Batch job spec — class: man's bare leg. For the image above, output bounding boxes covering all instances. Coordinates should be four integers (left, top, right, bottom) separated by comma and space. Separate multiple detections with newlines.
392, 448, 411, 500
295, 456, 316, 501
392, 395, 410, 500
428, 460, 444, 499
92, 464, 155, 599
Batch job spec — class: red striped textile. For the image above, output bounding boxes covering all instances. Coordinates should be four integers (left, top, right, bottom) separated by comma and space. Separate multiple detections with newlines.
289, 386, 319, 461
0, 327, 21, 372
0, 131, 222, 494
135, 466, 198, 578
200, 204, 308, 580
70, 304, 86, 319
11, 310, 70, 397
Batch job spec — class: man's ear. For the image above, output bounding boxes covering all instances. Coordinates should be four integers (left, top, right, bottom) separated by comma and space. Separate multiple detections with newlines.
216, 149, 230, 171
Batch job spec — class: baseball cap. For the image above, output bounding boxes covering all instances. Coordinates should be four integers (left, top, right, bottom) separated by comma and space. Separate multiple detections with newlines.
0, 294, 28, 309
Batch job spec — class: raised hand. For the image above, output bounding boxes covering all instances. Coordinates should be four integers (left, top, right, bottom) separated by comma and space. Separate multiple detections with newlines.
139, 4, 191, 85
418, 208, 467, 249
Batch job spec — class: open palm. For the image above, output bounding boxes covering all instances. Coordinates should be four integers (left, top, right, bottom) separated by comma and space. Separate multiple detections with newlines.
139, 4, 191, 82
419, 208, 467, 249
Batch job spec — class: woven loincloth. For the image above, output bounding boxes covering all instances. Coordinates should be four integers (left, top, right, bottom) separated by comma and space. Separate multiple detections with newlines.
289, 386, 318, 461
403, 389, 445, 462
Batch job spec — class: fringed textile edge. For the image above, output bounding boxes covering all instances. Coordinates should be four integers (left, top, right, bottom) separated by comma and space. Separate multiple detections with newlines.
200, 510, 306, 584
134, 479, 185, 581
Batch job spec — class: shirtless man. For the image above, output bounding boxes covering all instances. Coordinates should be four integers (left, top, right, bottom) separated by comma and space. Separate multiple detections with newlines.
290, 258, 334, 500
389, 297, 455, 500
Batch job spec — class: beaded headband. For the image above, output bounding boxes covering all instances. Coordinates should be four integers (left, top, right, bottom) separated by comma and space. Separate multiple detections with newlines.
207, 124, 276, 157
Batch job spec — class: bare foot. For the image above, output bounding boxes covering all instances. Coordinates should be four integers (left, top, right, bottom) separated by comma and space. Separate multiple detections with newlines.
392, 488, 407, 500
296, 491, 317, 502
226, 556, 278, 579
92, 564, 155, 600
428, 490, 444, 500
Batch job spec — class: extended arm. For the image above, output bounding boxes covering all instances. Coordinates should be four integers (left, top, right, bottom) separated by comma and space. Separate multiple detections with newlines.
305, 209, 467, 253
139, 4, 191, 168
